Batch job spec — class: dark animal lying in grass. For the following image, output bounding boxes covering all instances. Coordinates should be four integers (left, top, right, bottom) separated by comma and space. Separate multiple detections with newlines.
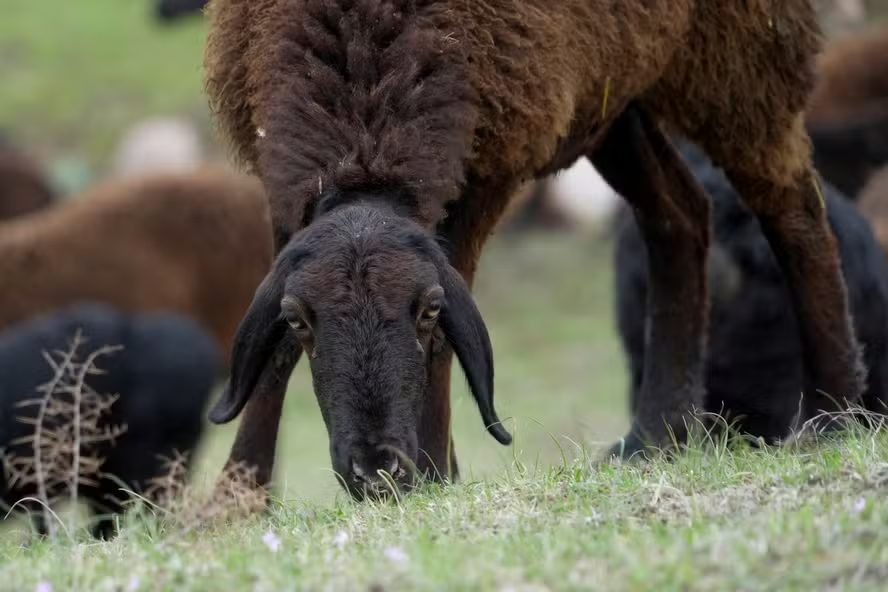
615, 141, 888, 444
809, 109, 888, 198
0, 168, 273, 360
0, 144, 55, 221
0, 304, 222, 538
204, 0, 862, 498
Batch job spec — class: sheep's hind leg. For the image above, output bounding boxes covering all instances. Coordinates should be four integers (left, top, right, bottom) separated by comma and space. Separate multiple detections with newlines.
590, 106, 711, 459
724, 152, 864, 429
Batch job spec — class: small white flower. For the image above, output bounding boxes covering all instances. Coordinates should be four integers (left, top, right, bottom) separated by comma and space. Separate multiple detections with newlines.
384, 546, 408, 565
262, 530, 282, 553
127, 575, 141, 591
852, 497, 867, 514
333, 530, 349, 548
35, 583, 53, 592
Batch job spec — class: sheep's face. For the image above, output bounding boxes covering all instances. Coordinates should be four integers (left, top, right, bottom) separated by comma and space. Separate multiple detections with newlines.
210, 203, 511, 500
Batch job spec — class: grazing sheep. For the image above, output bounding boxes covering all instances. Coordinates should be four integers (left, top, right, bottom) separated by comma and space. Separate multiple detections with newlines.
808, 25, 888, 125
616, 141, 888, 443
0, 146, 55, 222
0, 304, 222, 539
0, 168, 273, 358
205, 0, 862, 495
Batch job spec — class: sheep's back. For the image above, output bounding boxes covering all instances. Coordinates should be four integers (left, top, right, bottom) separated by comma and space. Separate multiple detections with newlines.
808, 25, 888, 124
0, 168, 273, 357
0, 149, 55, 222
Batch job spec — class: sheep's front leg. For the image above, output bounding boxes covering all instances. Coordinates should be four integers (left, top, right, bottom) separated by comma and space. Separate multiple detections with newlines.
591, 106, 711, 458
416, 179, 520, 481
219, 346, 300, 493
725, 153, 864, 427
417, 351, 458, 481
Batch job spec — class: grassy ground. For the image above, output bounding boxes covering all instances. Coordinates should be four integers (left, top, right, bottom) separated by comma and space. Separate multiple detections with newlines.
0, 0, 209, 184
3, 428, 888, 591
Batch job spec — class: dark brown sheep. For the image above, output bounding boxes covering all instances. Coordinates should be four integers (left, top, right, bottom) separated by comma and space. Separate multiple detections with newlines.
806, 26, 888, 196
205, 0, 862, 493
808, 25, 888, 124
0, 168, 273, 358
0, 147, 55, 222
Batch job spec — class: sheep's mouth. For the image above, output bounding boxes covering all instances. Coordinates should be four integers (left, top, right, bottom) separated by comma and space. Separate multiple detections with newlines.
343, 466, 414, 502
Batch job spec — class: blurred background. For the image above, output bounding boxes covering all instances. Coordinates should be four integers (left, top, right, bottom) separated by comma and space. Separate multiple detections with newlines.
1, 0, 887, 503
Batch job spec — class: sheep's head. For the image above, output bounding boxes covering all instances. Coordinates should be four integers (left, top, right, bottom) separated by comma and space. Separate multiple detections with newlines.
209, 202, 511, 499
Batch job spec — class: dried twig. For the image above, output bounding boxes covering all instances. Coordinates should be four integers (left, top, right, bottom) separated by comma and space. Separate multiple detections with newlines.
3, 331, 126, 537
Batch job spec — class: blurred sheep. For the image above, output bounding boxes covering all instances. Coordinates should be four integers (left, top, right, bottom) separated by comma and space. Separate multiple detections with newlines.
0, 168, 273, 359
0, 304, 222, 538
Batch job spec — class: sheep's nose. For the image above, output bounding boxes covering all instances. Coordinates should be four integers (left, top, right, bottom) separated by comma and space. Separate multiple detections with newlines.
351, 450, 402, 485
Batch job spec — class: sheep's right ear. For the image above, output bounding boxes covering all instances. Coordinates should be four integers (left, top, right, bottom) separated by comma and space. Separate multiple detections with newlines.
435, 259, 512, 446
209, 264, 294, 424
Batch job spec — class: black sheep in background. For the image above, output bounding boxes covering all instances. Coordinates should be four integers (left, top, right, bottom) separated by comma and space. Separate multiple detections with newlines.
0, 305, 222, 538
154, 0, 207, 22
615, 140, 888, 444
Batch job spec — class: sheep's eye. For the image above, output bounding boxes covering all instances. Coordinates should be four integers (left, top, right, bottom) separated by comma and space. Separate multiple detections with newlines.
286, 314, 308, 333
420, 302, 442, 323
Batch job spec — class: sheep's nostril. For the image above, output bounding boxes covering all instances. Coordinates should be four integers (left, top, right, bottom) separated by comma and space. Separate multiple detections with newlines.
351, 459, 367, 483
351, 454, 403, 486
380, 456, 401, 480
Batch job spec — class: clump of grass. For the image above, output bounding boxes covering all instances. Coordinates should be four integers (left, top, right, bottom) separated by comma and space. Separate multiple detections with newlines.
138, 457, 269, 534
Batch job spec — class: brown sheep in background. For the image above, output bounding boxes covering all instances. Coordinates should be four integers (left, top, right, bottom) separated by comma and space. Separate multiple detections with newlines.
0, 168, 273, 358
807, 25, 888, 196
204, 0, 862, 494
0, 147, 56, 222
808, 25, 888, 123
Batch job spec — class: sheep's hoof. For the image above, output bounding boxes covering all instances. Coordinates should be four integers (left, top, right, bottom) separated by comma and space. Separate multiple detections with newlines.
605, 432, 652, 462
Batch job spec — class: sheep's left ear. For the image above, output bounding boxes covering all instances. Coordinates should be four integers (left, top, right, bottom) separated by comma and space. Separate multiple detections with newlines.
436, 259, 512, 445
209, 248, 305, 424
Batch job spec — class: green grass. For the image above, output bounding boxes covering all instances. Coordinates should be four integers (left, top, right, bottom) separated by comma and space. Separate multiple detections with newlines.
0, 0, 209, 175
3, 428, 888, 591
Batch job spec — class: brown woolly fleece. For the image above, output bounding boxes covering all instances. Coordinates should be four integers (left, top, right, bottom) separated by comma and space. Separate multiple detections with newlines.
204, 0, 865, 479
808, 25, 888, 124
0, 168, 273, 357
206, 0, 820, 245
0, 149, 55, 221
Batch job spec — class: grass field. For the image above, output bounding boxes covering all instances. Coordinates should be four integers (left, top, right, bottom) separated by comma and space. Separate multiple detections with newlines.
3, 2, 888, 590
4, 427, 888, 590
